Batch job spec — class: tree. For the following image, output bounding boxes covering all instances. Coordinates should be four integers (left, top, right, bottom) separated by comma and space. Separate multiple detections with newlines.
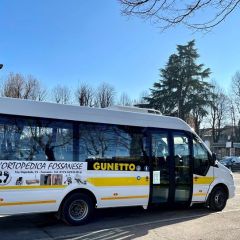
209, 82, 230, 143
36, 85, 48, 101
190, 85, 213, 134
1, 73, 47, 101
230, 71, 240, 141
137, 90, 149, 104
95, 83, 115, 108
118, 92, 132, 106
229, 98, 238, 141
0, 73, 47, 159
52, 85, 71, 104
231, 71, 240, 114
75, 83, 95, 107
133, 90, 149, 107
120, 0, 240, 31
145, 40, 212, 133
24, 75, 47, 101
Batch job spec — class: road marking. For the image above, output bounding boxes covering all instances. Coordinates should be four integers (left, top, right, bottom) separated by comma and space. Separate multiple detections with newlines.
70, 230, 108, 239
71, 230, 130, 240
99, 231, 130, 240
115, 234, 135, 240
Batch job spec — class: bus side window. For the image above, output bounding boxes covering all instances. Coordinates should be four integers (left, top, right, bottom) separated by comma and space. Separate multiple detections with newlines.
79, 123, 148, 164
79, 123, 117, 162
115, 126, 148, 164
22, 120, 73, 162
173, 134, 191, 183
0, 115, 74, 161
151, 133, 169, 169
193, 138, 210, 176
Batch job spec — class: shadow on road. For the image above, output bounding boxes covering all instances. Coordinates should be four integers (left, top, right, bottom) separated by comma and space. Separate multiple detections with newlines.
0, 205, 212, 240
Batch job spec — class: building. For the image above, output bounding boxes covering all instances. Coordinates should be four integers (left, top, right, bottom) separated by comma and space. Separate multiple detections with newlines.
200, 125, 240, 159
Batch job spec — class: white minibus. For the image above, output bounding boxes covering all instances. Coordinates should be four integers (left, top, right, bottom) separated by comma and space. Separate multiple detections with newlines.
0, 97, 235, 225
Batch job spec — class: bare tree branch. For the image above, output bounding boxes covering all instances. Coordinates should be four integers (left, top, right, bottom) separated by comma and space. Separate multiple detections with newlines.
231, 71, 240, 114
95, 83, 116, 108
118, 92, 132, 106
120, 0, 240, 31
52, 85, 71, 104
75, 83, 95, 107
208, 80, 230, 142
1, 73, 47, 101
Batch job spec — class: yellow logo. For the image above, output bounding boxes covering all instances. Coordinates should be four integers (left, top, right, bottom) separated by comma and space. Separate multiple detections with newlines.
93, 162, 136, 171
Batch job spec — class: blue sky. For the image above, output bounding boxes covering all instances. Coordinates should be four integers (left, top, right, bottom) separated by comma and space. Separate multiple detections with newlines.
0, 0, 239, 100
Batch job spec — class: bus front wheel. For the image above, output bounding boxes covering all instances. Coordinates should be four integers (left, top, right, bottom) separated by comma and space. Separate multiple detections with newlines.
61, 193, 94, 225
208, 186, 228, 211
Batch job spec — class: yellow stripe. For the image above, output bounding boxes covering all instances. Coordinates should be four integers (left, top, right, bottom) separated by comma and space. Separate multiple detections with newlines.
193, 177, 215, 184
0, 200, 56, 206
193, 192, 207, 197
0, 185, 66, 191
87, 177, 149, 187
101, 195, 149, 200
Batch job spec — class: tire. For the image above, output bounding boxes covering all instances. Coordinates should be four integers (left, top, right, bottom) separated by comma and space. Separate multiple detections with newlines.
61, 193, 95, 225
208, 186, 228, 211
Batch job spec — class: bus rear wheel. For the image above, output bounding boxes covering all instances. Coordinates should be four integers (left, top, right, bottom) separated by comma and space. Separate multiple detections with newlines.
61, 193, 94, 225
208, 186, 228, 211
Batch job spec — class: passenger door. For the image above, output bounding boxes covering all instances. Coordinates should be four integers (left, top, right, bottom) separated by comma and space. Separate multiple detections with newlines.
151, 131, 170, 203
172, 132, 192, 204
150, 131, 193, 205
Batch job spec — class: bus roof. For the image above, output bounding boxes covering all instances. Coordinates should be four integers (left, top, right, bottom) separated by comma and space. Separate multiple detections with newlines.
0, 97, 193, 133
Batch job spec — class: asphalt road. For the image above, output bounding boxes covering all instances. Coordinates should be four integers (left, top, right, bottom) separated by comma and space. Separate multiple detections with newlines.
1, 174, 240, 240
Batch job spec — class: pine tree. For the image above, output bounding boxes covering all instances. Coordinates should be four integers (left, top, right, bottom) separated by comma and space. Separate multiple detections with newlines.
145, 40, 212, 132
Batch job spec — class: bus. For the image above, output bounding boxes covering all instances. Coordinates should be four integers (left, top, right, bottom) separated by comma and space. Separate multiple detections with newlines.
0, 97, 235, 225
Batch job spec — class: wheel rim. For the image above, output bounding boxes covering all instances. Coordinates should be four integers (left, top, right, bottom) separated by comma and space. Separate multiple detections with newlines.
69, 200, 88, 221
214, 191, 226, 209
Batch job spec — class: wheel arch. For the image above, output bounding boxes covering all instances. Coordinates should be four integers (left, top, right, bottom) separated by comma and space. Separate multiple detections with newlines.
58, 188, 97, 213
208, 183, 229, 200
